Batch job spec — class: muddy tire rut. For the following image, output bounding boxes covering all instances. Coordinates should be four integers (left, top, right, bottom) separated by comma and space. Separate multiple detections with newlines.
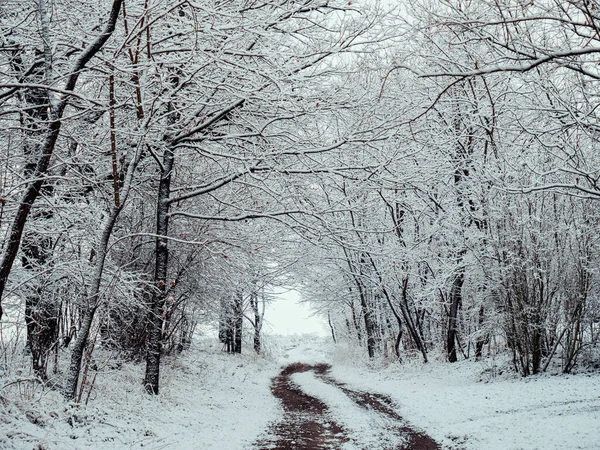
253, 362, 349, 449
254, 363, 440, 450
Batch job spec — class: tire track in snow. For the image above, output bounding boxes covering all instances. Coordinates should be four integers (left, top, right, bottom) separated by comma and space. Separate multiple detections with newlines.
253, 362, 350, 449
312, 364, 440, 450
253, 363, 440, 450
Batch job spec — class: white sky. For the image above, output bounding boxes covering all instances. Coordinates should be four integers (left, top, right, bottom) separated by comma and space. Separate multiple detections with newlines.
262, 288, 328, 336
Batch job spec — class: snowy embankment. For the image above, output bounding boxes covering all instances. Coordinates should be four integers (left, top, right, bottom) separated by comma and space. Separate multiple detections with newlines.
0, 340, 280, 450
329, 353, 600, 450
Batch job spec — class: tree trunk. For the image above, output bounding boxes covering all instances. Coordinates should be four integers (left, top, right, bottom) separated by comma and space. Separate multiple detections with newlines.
233, 292, 243, 354
447, 255, 465, 363
328, 311, 337, 344
63, 205, 122, 400
475, 304, 486, 360
251, 291, 262, 353
219, 299, 228, 344
144, 142, 174, 394
359, 285, 377, 358
350, 296, 362, 343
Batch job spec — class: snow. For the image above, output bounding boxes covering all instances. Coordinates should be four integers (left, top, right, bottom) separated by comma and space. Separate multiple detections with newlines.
290, 371, 405, 449
0, 339, 280, 450
328, 350, 600, 450
2, 336, 599, 450
277, 333, 330, 365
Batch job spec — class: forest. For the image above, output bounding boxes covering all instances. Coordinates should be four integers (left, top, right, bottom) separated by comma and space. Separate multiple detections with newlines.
1, 0, 600, 439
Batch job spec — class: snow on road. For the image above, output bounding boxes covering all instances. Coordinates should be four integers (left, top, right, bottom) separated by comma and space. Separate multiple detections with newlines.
269, 338, 600, 449
258, 338, 438, 449
328, 355, 600, 450
2, 335, 599, 450
290, 370, 407, 449
277, 337, 330, 365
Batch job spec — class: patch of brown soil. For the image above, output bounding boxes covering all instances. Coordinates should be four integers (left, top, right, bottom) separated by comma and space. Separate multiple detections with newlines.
254, 362, 440, 450
254, 363, 349, 449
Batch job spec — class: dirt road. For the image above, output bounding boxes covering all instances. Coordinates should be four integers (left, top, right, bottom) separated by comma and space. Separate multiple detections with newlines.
254, 362, 440, 450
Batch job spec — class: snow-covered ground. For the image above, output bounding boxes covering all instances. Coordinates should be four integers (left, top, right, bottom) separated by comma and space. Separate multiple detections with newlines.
327, 349, 600, 450
1, 335, 599, 449
270, 337, 600, 450
0, 339, 280, 450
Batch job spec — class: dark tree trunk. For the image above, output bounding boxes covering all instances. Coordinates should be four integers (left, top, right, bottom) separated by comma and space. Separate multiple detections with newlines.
219, 308, 228, 344
250, 291, 262, 353
475, 304, 486, 360
447, 258, 465, 363
359, 286, 377, 358
350, 297, 362, 343
328, 311, 337, 344
532, 326, 542, 374
233, 292, 243, 354
144, 142, 174, 394
226, 321, 234, 353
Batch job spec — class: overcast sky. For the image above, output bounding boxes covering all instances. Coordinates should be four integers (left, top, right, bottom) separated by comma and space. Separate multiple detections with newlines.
262, 288, 328, 336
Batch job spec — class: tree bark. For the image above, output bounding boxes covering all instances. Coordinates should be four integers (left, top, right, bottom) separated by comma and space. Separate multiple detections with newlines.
328, 311, 337, 344
475, 304, 486, 360
144, 142, 174, 394
251, 291, 262, 353
234, 292, 243, 354
447, 253, 465, 363
63, 205, 122, 400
